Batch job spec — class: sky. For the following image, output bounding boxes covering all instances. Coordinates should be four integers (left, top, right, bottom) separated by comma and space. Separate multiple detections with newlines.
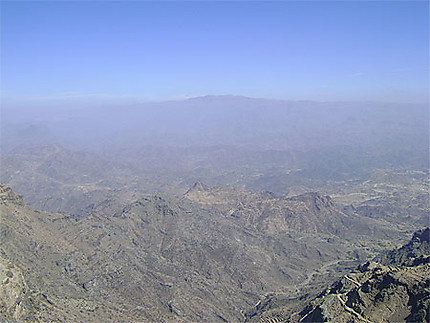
1, 1, 429, 106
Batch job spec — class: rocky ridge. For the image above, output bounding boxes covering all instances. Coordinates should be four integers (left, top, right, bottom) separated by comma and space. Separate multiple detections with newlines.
184, 183, 406, 245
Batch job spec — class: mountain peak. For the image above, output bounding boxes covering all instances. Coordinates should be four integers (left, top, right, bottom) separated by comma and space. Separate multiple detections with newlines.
191, 181, 207, 191
184, 94, 262, 103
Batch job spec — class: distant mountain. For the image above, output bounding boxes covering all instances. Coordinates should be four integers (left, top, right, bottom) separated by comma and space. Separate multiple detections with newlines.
3, 96, 428, 151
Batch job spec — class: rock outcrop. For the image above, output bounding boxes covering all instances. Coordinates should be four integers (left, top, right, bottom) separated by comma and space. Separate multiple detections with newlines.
0, 184, 23, 205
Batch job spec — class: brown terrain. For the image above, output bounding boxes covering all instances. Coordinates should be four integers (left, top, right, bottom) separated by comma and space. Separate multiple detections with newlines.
1, 182, 428, 322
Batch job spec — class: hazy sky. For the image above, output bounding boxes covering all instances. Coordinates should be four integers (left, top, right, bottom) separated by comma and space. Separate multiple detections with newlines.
2, 1, 429, 105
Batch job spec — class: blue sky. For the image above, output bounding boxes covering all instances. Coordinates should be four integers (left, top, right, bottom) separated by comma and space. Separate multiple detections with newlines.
1, 1, 429, 106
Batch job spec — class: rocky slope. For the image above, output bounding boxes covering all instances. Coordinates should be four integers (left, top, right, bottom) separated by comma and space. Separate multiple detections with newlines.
247, 228, 430, 323
298, 260, 429, 323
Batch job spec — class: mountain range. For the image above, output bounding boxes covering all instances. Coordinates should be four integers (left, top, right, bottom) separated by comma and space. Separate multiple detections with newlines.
1, 183, 428, 322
